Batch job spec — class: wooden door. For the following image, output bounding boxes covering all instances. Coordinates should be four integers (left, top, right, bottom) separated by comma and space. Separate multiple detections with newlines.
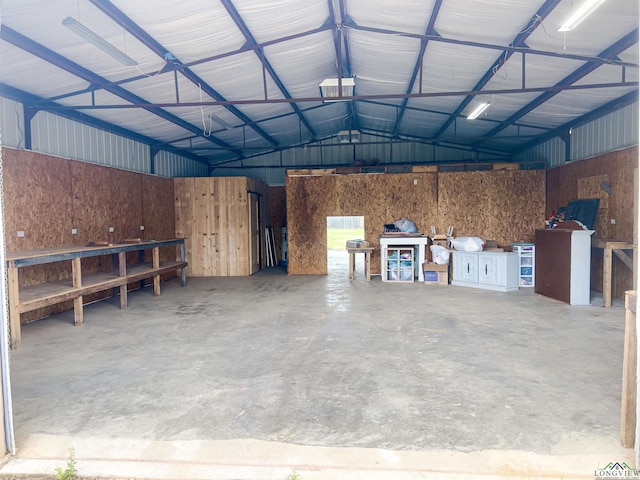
248, 192, 261, 274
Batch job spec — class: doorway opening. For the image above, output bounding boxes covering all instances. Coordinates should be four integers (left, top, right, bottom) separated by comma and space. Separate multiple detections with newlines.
326, 216, 365, 276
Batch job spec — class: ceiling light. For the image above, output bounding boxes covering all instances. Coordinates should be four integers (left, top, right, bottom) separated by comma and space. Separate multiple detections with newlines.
62, 17, 138, 66
557, 0, 607, 32
209, 113, 233, 131
319, 78, 355, 102
467, 102, 491, 120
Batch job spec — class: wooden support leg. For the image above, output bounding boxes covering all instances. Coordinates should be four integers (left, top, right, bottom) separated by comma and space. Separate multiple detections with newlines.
604, 248, 613, 308
152, 247, 160, 296
118, 252, 127, 309
180, 243, 187, 287
621, 292, 637, 447
7, 263, 21, 349
349, 252, 355, 281
365, 252, 371, 282
71, 257, 83, 326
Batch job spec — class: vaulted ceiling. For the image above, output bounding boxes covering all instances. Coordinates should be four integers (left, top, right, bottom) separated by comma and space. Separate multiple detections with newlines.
1, 0, 638, 168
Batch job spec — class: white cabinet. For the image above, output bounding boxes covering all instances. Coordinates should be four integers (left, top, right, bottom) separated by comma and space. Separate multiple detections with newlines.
452, 251, 519, 292
383, 246, 415, 282
512, 243, 535, 287
380, 235, 430, 282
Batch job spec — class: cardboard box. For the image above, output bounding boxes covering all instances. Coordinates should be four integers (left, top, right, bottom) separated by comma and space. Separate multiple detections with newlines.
423, 262, 449, 285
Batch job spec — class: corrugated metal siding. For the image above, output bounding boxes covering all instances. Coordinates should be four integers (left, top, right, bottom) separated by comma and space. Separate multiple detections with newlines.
513, 137, 566, 168
0, 96, 26, 148
155, 151, 208, 177
30, 111, 151, 173
212, 167, 285, 185
571, 102, 639, 160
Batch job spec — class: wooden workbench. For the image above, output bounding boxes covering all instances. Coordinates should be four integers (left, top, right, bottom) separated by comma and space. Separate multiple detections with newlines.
6, 239, 187, 349
591, 238, 635, 308
347, 247, 373, 281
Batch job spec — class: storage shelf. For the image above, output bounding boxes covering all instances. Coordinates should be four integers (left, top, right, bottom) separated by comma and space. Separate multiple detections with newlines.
7, 240, 187, 349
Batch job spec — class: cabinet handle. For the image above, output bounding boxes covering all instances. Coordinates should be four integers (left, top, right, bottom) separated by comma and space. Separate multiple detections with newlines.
467, 263, 470, 274
485, 264, 488, 275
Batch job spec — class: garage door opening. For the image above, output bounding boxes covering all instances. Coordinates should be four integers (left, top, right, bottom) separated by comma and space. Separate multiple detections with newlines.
326, 216, 365, 276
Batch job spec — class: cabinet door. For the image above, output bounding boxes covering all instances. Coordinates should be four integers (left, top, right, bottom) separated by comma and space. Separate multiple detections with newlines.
456, 253, 478, 282
478, 254, 497, 285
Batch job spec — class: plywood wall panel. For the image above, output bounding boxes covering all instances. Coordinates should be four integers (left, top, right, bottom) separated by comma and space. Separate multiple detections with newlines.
546, 146, 637, 298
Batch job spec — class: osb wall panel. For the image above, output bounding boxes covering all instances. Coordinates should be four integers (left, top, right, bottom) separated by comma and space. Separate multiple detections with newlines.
546, 146, 637, 298
269, 186, 286, 263
438, 170, 546, 245
3, 148, 177, 323
175, 176, 267, 277
286, 172, 439, 275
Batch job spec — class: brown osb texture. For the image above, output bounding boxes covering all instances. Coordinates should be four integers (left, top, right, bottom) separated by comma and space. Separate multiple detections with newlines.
286, 172, 438, 275
3, 148, 179, 323
546, 146, 638, 298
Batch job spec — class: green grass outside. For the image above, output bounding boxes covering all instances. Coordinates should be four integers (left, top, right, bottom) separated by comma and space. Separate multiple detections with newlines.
327, 227, 366, 250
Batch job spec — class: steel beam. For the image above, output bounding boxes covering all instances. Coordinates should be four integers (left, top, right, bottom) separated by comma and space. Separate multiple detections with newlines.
88, 0, 278, 148
433, 0, 563, 139
478, 29, 639, 144
220, 0, 317, 140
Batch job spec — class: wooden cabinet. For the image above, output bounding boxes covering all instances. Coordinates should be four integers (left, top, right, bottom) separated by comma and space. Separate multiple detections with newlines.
452, 251, 519, 292
6, 240, 187, 349
535, 227, 594, 305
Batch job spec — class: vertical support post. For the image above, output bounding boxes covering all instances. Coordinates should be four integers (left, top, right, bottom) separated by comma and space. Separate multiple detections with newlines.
71, 257, 83, 326
634, 167, 638, 290
348, 250, 355, 281
23, 106, 37, 150
7, 263, 21, 350
604, 247, 613, 308
621, 291, 637, 447
180, 242, 187, 286
118, 251, 127, 309
153, 247, 161, 296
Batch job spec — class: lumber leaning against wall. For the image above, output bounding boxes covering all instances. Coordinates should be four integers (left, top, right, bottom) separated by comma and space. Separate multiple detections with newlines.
2, 147, 176, 323
546, 146, 637, 299
285, 169, 546, 276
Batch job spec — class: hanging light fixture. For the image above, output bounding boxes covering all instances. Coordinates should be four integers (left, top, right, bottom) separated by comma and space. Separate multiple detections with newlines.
62, 17, 138, 66
466, 101, 491, 120
319, 78, 355, 102
557, 0, 607, 32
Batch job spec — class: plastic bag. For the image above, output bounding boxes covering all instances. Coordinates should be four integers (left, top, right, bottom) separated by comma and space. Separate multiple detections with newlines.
430, 245, 450, 264
394, 218, 418, 233
450, 236, 484, 252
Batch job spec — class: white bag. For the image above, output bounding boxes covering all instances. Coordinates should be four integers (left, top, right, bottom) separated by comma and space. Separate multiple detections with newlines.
450, 236, 484, 252
430, 245, 450, 265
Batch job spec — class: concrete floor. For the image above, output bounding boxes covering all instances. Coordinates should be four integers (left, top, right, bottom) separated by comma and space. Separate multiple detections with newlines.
0, 251, 634, 479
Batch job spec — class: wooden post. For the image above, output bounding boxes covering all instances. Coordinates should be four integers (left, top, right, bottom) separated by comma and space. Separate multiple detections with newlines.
180, 242, 187, 287
604, 247, 613, 308
348, 250, 355, 281
71, 257, 83, 326
634, 167, 638, 290
118, 252, 127, 309
622, 291, 637, 447
365, 250, 371, 282
152, 247, 160, 296
7, 262, 21, 349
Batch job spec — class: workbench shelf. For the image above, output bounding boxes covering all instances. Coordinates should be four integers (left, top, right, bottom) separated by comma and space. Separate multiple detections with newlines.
7, 239, 188, 349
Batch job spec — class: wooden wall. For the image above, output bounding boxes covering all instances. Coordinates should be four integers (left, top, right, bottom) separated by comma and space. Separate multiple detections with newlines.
3, 147, 177, 322
286, 169, 546, 275
546, 146, 637, 298
174, 176, 269, 276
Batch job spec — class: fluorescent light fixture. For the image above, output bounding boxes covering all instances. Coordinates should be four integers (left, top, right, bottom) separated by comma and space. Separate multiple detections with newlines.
557, 0, 607, 32
62, 17, 138, 66
319, 78, 355, 102
209, 113, 233, 130
466, 102, 491, 120
337, 130, 360, 143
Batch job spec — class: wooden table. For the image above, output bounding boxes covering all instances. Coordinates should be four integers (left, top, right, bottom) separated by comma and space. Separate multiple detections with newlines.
6, 239, 187, 349
592, 238, 635, 308
347, 247, 373, 281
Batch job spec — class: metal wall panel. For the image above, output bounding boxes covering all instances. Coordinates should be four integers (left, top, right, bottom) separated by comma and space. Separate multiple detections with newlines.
514, 137, 566, 168
571, 102, 639, 161
0, 96, 25, 148
154, 151, 208, 177
29, 111, 151, 173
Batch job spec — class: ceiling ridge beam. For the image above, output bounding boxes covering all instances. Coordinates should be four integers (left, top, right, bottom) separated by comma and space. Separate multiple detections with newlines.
392, 0, 443, 137
0, 26, 243, 159
0, 83, 211, 165
433, 0, 562, 139
513, 89, 639, 153
220, 0, 318, 140
477, 28, 639, 145
88, 0, 279, 148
